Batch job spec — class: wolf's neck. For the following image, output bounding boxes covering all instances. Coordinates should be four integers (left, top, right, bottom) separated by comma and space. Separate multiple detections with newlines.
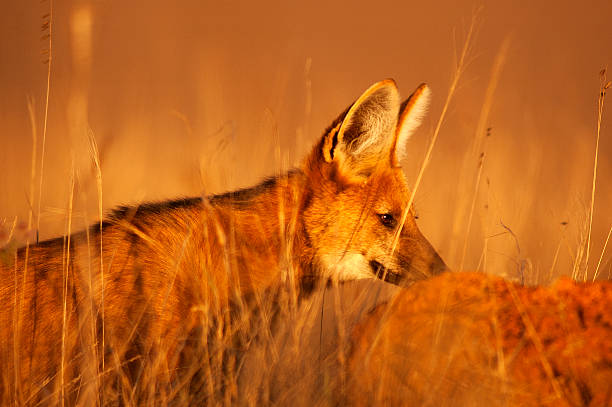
206, 169, 314, 287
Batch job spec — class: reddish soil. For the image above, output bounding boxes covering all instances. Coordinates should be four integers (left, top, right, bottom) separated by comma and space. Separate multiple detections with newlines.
349, 272, 612, 406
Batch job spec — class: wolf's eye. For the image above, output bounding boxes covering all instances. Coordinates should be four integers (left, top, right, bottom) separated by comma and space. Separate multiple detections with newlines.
377, 213, 397, 228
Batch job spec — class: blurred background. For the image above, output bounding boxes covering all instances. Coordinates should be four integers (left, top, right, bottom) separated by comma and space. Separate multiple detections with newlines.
1, 0, 611, 283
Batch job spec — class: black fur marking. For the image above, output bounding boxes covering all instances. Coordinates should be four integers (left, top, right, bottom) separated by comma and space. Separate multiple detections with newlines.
298, 275, 322, 298
329, 130, 339, 160
369, 260, 403, 285
34, 234, 70, 249
319, 102, 352, 161
109, 197, 203, 221
323, 104, 351, 138
301, 187, 313, 213
105, 172, 295, 222
208, 177, 278, 206
24, 170, 305, 249
208, 169, 303, 208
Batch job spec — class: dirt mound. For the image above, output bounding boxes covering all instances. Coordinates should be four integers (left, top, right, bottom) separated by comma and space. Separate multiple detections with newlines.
349, 272, 612, 406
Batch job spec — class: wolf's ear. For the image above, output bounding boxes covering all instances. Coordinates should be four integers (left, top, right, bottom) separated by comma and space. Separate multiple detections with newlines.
321, 79, 400, 177
392, 83, 431, 162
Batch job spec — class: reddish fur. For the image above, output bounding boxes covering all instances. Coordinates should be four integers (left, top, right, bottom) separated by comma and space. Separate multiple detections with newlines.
0, 80, 446, 404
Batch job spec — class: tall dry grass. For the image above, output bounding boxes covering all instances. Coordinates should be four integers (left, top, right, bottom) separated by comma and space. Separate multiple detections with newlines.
0, 4, 611, 406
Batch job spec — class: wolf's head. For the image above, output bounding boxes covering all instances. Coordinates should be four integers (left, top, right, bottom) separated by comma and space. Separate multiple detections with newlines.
302, 80, 448, 286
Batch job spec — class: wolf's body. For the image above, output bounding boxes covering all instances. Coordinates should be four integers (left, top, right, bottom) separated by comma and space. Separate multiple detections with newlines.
0, 80, 446, 404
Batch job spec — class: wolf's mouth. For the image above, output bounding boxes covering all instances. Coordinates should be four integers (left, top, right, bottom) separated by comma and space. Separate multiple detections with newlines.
369, 260, 403, 285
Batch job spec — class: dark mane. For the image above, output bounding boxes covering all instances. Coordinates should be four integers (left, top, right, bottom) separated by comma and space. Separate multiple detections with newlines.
207, 169, 302, 208
107, 197, 203, 222
106, 169, 303, 221
207, 176, 277, 206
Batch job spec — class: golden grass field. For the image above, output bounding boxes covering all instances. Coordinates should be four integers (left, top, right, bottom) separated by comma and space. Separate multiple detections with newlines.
1, 1, 611, 405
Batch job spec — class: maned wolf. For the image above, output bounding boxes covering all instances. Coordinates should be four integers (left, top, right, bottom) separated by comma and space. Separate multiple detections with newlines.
0, 79, 447, 404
